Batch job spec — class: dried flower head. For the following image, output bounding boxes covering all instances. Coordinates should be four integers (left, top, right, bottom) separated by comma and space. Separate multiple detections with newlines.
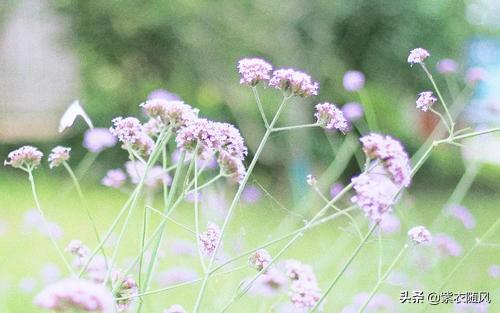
408, 48, 430, 65
199, 222, 221, 257
360, 133, 411, 188
34, 278, 115, 313
164, 304, 187, 313
83, 128, 117, 153
269, 68, 319, 97
408, 226, 432, 244
315, 102, 349, 132
306, 174, 317, 187
141, 99, 198, 129
4, 146, 43, 169
110, 117, 143, 145
102, 169, 127, 189
436, 59, 458, 74
237, 58, 273, 86
48, 146, 71, 169
343, 70, 365, 92
416, 91, 437, 112
249, 249, 272, 272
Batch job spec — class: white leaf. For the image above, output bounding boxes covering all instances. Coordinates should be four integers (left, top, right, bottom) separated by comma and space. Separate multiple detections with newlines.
58, 100, 94, 133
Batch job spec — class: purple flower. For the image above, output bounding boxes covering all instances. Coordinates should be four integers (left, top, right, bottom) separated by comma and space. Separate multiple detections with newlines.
330, 183, 345, 198
247, 268, 287, 297
242, 185, 262, 203
488, 264, 500, 279
378, 214, 401, 234
65, 240, 90, 259
40, 263, 61, 284
285, 260, 317, 283
269, 68, 319, 97
48, 146, 71, 169
360, 133, 411, 188
408, 48, 430, 65
314, 102, 349, 133
102, 169, 127, 188
34, 278, 115, 313
466, 67, 487, 85
176, 118, 219, 158
446, 205, 476, 229
343, 70, 365, 92
143, 117, 164, 137
434, 233, 463, 257
110, 117, 143, 146
4, 146, 43, 169
342, 102, 364, 122
214, 122, 248, 161
288, 280, 321, 310
436, 59, 458, 74
164, 304, 187, 313
147, 89, 181, 101
125, 161, 171, 189
141, 99, 198, 129
113, 273, 138, 312
83, 128, 117, 153
237, 58, 273, 86
218, 151, 246, 183
249, 249, 272, 271
408, 226, 432, 244
199, 222, 221, 257
416, 91, 437, 112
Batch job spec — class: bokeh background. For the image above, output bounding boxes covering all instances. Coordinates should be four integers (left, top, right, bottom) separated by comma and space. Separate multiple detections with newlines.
0, 0, 499, 312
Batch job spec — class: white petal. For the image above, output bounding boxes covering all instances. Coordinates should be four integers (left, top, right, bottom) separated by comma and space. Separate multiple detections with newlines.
58, 100, 94, 133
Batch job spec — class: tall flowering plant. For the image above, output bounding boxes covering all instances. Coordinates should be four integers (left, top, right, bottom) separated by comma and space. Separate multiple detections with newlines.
5, 48, 499, 313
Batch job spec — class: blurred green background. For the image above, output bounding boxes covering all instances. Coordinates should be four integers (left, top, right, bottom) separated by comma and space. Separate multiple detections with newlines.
0, 0, 499, 312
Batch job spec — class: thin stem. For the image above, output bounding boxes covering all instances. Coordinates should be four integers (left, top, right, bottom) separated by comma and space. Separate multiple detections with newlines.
311, 223, 378, 312
193, 95, 291, 312
451, 126, 500, 141
27, 170, 74, 275
252, 86, 269, 128
429, 108, 451, 133
377, 228, 382, 281
74, 151, 99, 179
194, 150, 207, 272
146, 206, 195, 234
62, 161, 107, 266
185, 173, 223, 195
420, 63, 454, 133
271, 123, 318, 132
357, 244, 409, 313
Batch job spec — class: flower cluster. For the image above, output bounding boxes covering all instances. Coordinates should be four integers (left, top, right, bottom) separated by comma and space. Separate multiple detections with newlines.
109, 117, 155, 156
343, 70, 365, 92
360, 133, 411, 188
113, 273, 138, 312
237, 58, 273, 86
83, 128, 117, 153
249, 249, 272, 272
436, 59, 458, 74
102, 169, 127, 188
65, 240, 90, 259
4, 146, 43, 169
269, 68, 319, 97
48, 146, 71, 168
408, 226, 432, 244
314, 102, 349, 132
199, 222, 221, 257
284, 260, 321, 310
141, 99, 198, 129
34, 278, 115, 313
351, 172, 398, 221
434, 233, 463, 257
416, 91, 437, 112
407, 48, 430, 65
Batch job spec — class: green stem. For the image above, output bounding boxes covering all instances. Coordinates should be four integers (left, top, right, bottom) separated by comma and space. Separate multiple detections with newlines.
271, 123, 318, 132
27, 170, 74, 275
252, 86, 269, 128
311, 223, 378, 312
193, 95, 291, 313
194, 150, 207, 272
429, 108, 451, 133
357, 244, 409, 313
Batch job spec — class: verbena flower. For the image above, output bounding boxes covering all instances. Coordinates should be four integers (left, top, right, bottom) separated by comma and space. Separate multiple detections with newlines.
113, 273, 138, 312
342, 102, 364, 122
65, 240, 90, 259
288, 279, 321, 310
416, 91, 437, 112
408, 226, 432, 244
83, 128, 117, 153
434, 233, 463, 257
4, 146, 43, 169
351, 172, 397, 222
249, 249, 271, 272
164, 304, 187, 313
34, 278, 115, 313
141, 99, 198, 129
125, 161, 171, 189
102, 169, 127, 188
110, 117, 143, 146
269, 68, 319, 97
284, 260, 317, 283
377, 214, 401, 234
407, 48, 430, 65
131, 133, 155, 157
242, 185, 262, 203
48, 146, 71, 169
465, 67, 486, 85
445, 204, 475, 229
199, 222, 221, 257
176, 118, 220, 158
248, 268, 287, 297
306, 174, 317, 186
218, 151, 246, 183
237, 58, 273, 86
143, 117, 164, 137
214, 122, 248, 161
360, 133, 411, 188
343, 70, 365, 92
436, 59, 458, 74
314, 102, 349, 133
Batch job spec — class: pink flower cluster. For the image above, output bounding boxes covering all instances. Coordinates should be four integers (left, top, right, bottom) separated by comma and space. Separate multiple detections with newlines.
83, 128, 117, 153
407, 48, 430, 65
102, 169, 127, 188
113, 273, 138, 312
34, 278, 115, 313
249, 249, 272, 272
351, 173, 397, 221
198, 222, 221, 257
408, 226, 432, 244
314, 102, 349, 132
110, 117, 155, 156
140, 99, 198, 129
4, 146, 43, 169
237, 58, 273, 86
269, 68, 319, 97
284, 260, 321, 310
360, 133, 411, 188
343, 70, 365, 92
416, 91, 437, 112
48, 146, 71, 168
